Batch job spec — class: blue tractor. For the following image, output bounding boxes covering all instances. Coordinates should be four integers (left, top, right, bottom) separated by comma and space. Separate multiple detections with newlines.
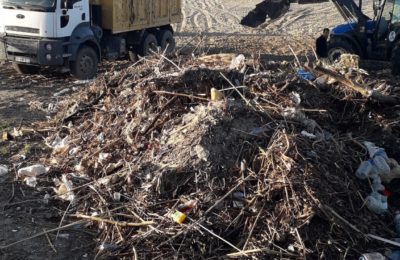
241, 0, 400, 75
327, 0, 400, 74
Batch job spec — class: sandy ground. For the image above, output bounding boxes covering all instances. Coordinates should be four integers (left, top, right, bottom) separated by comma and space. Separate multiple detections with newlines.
0, 0, 380, 259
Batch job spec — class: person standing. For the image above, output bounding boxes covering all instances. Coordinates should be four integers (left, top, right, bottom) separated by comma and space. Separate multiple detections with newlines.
316, 28, 330, 58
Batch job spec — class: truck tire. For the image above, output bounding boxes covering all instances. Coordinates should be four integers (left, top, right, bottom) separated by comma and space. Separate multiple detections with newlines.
12, 63, 40, 75
157, 30, 175, 54
70, 46, 98, 80
328, 39, 355, 62
391, 44, 400, 75
137, 33, 158, 57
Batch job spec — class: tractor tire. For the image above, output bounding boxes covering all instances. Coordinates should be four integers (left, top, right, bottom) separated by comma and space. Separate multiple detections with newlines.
70, 46, 98, 80
391, 43, 400, 75
157, 30, 175, 54
327, 39, 355, 63
12, 63, 40, 75
137, 33, 158, 57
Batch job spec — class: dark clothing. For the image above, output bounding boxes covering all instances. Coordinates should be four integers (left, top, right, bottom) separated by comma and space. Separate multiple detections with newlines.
316, 35, 328, 58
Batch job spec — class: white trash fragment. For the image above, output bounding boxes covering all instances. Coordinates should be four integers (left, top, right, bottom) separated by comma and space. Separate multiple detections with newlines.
69, 146, 81, 156
98, 153, 111, 164
113, 192, 121, 202
97, 132, 105, 143
25, 176, 38, 188
55, 175, 76, 203
50, 136, 70, 154
53, 88, 71, 97
194, 145, 209, 162
18, 164, 49, 178
230, 54, 246, 70
301, 131, 317, 139
0, 165, 8, 176
43, 194, 51, 204
289, 92, 301, 106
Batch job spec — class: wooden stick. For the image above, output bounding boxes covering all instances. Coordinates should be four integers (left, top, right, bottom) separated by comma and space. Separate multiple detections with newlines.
243, 204, 264, 250
204, 176, 251, 216
0, 220, 85, 249
74, 213, 155, 227
227, 247, 299, 258
152, 90, 210, 101
367, 234, 400, 248
43, 228, 57, 253
306, 65, 400, 105
322, 204, 363, 234
143, 96, 177, 135
192, 219, 244, 253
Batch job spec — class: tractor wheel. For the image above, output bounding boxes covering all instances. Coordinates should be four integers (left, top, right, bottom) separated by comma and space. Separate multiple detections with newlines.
327, 39, 355, 63
12, 63, 40, 75
157, 30, 176, 54
137, 33, 158, 57
391, 43, 400, 75
70, 46, 98, 80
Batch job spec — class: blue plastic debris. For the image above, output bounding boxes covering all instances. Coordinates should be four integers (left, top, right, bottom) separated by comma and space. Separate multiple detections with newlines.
297, 69, 315, 81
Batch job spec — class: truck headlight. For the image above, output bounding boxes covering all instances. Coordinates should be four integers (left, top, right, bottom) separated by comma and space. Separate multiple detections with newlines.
45, 43, 52, 51
46, 54, 52, 61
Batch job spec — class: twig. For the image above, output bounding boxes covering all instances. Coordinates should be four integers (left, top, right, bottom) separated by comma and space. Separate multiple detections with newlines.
288, 45, 301, 67
367, 234, 400, 248
0, 220, 86, 249
226, 247, 299, 258
153, 90, 210, 101
204, 176, 251, 216
74, 213, 155, 227
189, 217, 244, 253
143, 96, 177, 135
243, 204, 264, 250
43, 228, 57, 253
219, 72, 255, 109
321, 204, 363, 234
150, 49, 183, 72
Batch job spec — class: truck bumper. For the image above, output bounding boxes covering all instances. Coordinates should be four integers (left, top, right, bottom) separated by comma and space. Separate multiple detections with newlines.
0, 36, 64, 66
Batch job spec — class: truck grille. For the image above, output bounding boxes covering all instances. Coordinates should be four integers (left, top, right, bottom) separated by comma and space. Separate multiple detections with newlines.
5, 26, 40, 34
5, 37, 38, 55
0, 41, 6, 60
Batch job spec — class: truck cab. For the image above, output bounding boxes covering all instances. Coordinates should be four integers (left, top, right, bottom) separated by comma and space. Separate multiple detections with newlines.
0, 0, 181, 79
0, 0, 101, 78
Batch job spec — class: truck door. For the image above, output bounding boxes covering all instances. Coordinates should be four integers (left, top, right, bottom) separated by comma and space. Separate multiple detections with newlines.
56, 0, 90, 38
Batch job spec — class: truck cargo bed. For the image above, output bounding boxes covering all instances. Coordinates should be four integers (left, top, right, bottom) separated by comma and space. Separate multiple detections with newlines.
92, 0, 182, 33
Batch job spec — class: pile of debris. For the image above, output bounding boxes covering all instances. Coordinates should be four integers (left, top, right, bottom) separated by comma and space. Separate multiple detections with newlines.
16, 53, 400, 258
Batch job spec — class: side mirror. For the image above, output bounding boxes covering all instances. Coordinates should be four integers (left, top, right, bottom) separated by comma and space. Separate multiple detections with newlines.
62, 0, 73, 9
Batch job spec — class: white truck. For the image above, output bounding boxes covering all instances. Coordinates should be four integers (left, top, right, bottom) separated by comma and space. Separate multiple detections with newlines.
0, 0, 182, 79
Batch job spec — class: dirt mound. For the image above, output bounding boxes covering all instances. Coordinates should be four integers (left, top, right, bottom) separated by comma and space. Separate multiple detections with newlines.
22, 53, 400, 259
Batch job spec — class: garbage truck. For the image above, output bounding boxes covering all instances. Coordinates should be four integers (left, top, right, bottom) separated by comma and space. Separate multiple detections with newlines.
0, 0, 182, 79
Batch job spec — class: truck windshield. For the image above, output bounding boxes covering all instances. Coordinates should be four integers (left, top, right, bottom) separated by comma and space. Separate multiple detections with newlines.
1, 0, 56, 11
394, 0, 400, 24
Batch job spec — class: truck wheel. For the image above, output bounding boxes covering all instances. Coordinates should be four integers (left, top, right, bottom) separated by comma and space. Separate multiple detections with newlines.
12, 63, 40, 75
138, 33, 158, 56
328, 39, 355, 62
157, 30, 175, 54
70, 46, 98, 80
391, 43, 400, 75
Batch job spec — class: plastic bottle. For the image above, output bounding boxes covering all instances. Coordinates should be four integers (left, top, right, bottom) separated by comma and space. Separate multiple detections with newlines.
366, 192, 388, 214
171, 211, 186, 224
359, 252, 386, 260
356, 161, 373, 179
372, 155, 391, 176
0, 165, 8, 177
372, 176, 385, 192
394, 211, 400, 235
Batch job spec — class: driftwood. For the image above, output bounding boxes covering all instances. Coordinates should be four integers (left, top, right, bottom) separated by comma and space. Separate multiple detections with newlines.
306, 64, 400, 105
